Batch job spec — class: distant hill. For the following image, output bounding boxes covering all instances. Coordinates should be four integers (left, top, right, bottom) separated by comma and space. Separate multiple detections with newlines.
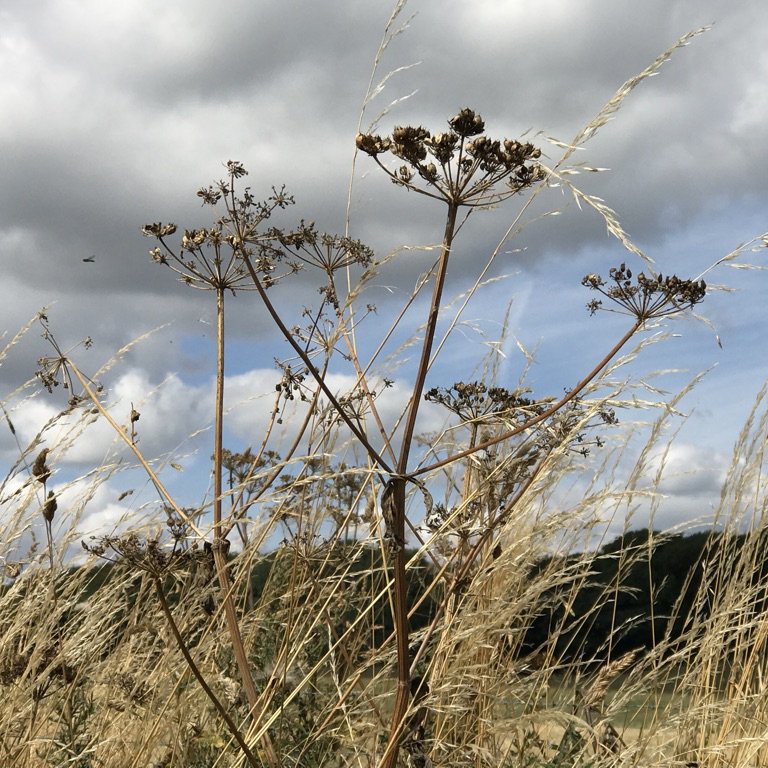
34, 528, 768, 668
522, 527, 768, 662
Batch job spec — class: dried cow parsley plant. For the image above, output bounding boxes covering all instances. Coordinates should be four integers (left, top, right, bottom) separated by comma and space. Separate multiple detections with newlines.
356, 107, 544, 207
425, 382, 542, 424
82, 531, 198, 578
142, 162, 308, 294
35, 312, 99, 406
582, 263, 706, 320
275, 223, 374, 309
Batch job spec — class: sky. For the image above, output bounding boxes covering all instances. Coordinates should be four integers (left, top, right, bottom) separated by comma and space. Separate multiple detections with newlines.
1, 0, 767, 556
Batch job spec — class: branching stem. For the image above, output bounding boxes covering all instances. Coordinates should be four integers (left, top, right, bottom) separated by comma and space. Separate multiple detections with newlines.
412, 318, 643, 477
238, 250, 392, 475
152, 576, 260, 768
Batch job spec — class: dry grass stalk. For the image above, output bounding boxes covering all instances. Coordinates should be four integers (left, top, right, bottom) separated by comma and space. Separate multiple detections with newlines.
2, 9, 767, 768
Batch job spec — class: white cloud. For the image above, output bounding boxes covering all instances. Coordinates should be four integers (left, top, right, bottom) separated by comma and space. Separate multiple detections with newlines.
223, 368, 449, 465
0, 466, 162, 569
0, 367, 212, 470
2, 360, 452, 498
649, 442, 729, 498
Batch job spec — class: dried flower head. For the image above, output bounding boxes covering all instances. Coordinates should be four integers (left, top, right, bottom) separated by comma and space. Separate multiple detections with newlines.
274, 362, 309, 403
32, 448, 51, 484
42, 490, 57, 523
82, 532, 200, 577
273, 223, 375, 310
141, 222, 177, 238
277, 224, 373, 275
448, 107, 486, 137
35, 313, 100, 405
356, 108, 543, 208
142, 163, 297, 293
425, 382, 540, 424
582, 263, 706, 320
355, 132, 392, 156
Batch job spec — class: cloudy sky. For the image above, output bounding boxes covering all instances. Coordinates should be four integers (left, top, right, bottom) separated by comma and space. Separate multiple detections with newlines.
1, 0, 766, 552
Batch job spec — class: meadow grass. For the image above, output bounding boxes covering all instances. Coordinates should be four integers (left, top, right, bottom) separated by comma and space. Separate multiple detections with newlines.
1, 10, 767, 767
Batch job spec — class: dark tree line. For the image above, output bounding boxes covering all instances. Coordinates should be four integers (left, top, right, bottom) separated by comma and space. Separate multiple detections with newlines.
521, 527, 768, 663
28, 526, 768, 674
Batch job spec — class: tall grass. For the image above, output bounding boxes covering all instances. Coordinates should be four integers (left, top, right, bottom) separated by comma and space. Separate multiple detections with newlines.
1, 13, 767, 768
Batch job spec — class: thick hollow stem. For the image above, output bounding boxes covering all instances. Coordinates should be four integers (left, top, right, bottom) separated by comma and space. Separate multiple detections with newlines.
398, 202, 459, 473
381, 478, 409, 768
382, 202, 460, 768
214, 287, 225, 541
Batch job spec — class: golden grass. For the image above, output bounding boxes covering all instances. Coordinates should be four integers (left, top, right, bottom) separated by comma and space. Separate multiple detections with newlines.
2, 8, 767, 768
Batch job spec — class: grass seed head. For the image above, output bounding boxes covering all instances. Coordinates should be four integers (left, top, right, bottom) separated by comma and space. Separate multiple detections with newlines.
42, 490, 57, 523
32, 448, 51, 484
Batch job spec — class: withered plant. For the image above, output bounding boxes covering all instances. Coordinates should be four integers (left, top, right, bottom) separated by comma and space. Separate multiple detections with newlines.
49, 105, 705, 766
3, 11, 768, 768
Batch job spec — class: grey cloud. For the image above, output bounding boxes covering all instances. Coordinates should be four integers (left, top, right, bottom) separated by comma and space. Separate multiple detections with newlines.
1, 0, 766, 518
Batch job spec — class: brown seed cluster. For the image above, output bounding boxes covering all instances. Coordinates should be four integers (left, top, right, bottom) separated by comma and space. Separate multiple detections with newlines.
356, 108, 544, 207
425, 382, 539, 423
141, 170, 297, 292
583, 263, 706, 320
82, 531, 207, 578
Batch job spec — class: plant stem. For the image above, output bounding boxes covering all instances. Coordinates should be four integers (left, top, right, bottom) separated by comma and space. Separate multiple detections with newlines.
239, 250, 392, 474
212, 286, 280, 768
412, 318, 643, 477
382, 201, 460, 768
214, 287, 225, 543
331, 277, 398, 467
398, 202, 459, 472
152, 576, 260, 767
